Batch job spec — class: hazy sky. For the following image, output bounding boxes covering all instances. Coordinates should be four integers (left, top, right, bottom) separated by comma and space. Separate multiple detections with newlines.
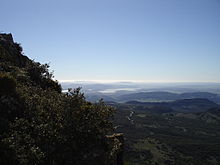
1, 0, 220, 82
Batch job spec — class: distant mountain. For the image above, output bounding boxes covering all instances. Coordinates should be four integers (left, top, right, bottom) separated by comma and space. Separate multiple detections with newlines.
180, 92, 218, 98
85, 94, 116, 102
117, 91, 220, 103
179, 92, 220, 103
171, 98, 220, 112
61, 81, 220, 94
117, 91, 179, 102
125, 98, 220, 112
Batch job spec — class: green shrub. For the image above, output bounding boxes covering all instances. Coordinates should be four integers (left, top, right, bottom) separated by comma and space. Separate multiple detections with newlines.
0, 72, 16, 95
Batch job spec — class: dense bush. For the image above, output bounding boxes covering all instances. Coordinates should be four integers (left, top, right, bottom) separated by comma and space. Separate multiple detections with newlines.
0, 34, 118, 165
0, 73, 16, 95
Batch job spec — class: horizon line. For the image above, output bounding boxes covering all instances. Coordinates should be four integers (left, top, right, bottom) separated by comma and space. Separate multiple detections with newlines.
57, 79, 220, 84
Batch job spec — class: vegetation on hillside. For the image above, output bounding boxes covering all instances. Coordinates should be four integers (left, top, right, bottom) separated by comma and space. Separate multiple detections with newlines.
113, 103, 220, 165
0, 33, 121, 165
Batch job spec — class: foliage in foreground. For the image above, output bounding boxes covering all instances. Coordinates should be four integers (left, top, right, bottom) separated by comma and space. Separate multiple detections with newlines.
0, 34, 117, 165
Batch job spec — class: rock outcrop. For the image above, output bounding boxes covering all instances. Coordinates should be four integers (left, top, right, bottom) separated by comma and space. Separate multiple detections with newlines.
0, 33, 29, 68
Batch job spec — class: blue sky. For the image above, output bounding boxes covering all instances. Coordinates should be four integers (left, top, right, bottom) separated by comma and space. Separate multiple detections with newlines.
1, 0, 220, 82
